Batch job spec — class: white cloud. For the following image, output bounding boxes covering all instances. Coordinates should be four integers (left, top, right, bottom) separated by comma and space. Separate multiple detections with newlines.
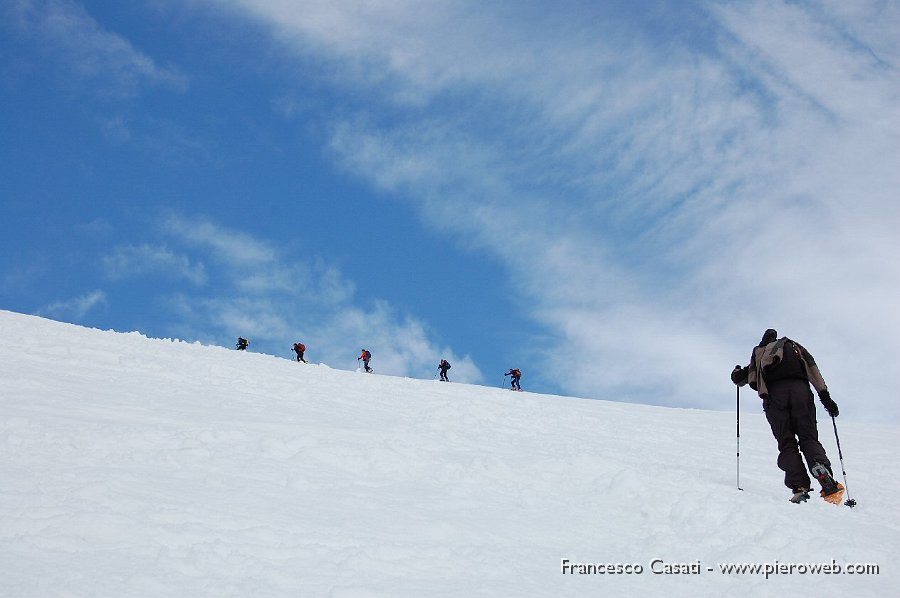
163, 214, 278, 268
315, 300, 482, 382
39, 290, 107, 321
152, 214, 483, 383
223, 1, 900, 419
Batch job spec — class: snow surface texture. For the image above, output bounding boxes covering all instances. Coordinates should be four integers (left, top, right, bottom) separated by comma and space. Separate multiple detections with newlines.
0, 309, 896, 597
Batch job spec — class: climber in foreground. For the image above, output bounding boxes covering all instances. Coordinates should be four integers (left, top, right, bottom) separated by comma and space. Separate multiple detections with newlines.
731, 329, 843, 504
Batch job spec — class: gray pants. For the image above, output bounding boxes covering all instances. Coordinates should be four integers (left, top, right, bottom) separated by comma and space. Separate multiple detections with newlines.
764, 378, 831, 490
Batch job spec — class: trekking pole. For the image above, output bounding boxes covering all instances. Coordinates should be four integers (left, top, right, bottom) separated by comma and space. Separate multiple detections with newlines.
830, 416, 856, 507
735, 375, 743, 491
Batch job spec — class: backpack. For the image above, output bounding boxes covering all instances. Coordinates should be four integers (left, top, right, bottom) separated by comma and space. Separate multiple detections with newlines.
764, 339, 806, 383
297, 343, 305, 352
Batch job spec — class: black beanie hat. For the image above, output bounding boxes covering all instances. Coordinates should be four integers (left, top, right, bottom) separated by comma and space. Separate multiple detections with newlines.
760, 329, 778, 345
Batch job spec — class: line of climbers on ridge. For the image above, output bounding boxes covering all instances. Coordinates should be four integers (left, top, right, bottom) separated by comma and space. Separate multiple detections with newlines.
235, 337, 524, 391
242, 329, 851, 506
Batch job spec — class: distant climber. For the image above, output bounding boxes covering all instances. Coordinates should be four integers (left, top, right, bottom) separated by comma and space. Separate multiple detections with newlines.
438, 359, 451, 382
358, 349, 372, 373
292, 342, 307, 363
505, 368, 522, 391
236, 337, 249, 351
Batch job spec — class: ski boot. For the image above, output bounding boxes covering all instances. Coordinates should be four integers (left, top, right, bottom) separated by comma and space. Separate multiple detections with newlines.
811, 463, 845, 505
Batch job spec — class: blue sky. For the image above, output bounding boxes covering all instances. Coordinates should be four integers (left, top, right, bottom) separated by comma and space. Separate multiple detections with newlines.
2, 0, 898, 420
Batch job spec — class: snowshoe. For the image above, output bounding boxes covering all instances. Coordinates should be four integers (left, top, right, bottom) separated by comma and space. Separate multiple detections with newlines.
821, 483, 845, 504
811, 463, 845, 505
789, 488, 810, 504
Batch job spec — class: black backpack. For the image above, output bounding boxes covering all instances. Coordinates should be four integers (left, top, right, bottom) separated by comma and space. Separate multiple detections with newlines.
765, 339, 806, 383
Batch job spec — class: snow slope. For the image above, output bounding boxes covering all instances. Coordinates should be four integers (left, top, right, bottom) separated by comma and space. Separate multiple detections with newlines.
0, 310, 896, 597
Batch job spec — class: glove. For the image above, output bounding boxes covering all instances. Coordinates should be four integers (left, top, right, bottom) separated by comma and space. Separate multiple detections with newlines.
819, 390, 839, 417
731, 365, 748, 385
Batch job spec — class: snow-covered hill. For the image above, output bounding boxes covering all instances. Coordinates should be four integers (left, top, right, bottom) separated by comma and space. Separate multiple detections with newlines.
0, 310, 896, 597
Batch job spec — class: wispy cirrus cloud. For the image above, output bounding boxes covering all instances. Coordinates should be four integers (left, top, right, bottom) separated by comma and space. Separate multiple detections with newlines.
39, 289, 107, 321
2, 0, 187, 97
103, 244, 207, 286
224, 0, 899, 418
